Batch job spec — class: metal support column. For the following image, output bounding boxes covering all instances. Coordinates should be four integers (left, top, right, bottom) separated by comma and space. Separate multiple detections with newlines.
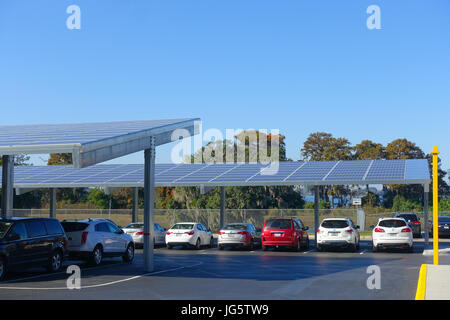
220, 186, 226, 229
143, 137, 155, 272
424, 183, 430, 246
314, 186, 319, 244
1, 155, 14, 219
132, 187, 139, 223
49, 188, 56, 218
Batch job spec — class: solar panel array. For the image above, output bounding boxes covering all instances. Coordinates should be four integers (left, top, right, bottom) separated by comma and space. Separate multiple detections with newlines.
2, 159, 430, 188
0, 119, 197, 147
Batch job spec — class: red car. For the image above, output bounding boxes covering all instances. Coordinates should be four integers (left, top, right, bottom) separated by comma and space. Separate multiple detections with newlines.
261, 218, 309, 251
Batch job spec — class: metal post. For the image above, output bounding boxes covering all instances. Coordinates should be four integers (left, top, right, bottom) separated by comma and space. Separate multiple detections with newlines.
49, 188, 56, 218
431, 146, 439, 265
220, 186, 226, 229
314, 186, 319, 244
143, 137, 155, 272
424, 183, 430, 246
132, 187, 139, 223
1, 155, 14, 219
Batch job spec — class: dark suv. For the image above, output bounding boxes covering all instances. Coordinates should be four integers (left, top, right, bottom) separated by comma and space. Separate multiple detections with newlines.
394, 212, 421, 238
0, 217, 68, 280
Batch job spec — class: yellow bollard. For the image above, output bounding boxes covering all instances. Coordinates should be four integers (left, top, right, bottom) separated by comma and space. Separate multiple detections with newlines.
431, 146, 439, 265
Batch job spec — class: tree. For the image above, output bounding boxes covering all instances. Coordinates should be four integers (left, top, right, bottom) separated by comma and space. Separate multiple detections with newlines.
354, 140, 385, 160
385, 139, 424, 160
362, 192, 380, 207
0, 155, 30, 166
48, 153, 72, 165
87, 188, 110, 209
301, 132, 333, 161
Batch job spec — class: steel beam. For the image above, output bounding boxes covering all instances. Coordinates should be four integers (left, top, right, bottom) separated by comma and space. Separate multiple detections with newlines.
314, 186, 319, 244
143, 137, 155, 272
49, 188, 56, 218
424, 183, 430, 245
220, 186, 226, 229
132, 187, 139, 223
1, 155, 14, 218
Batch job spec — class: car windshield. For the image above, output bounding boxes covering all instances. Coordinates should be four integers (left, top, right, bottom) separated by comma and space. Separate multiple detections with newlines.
0, 222, 13, 238
125, 223, 143, 229
321, 220, 349, 229
223, 224, 247, 230
61, 222, 89, 232
171, 224, 194, 230
265, 219, 292, 229
397, 214, 418, 221
379, 219, 407, 228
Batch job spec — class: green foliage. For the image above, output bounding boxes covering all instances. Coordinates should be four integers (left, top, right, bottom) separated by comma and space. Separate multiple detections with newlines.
362, 192, 380, 207
48, 153, 72, 165
440, 198, 450, 211
87, 188, 110, 209
392, 195, 423, 212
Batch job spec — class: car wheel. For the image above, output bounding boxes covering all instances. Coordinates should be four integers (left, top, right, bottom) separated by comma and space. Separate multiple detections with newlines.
0, 257, 5, 281
123, 243, 135, 262
262, 245, 268, 251
208, 237, 213, 248
407, 245, 414, 253
195, 238, 201, 250
305, 237, 310, 250
295, 240, 301, 252
372, 244, 378, 252
350, 243, 357, 253
218, 244, 224, 250
316, 245, 322, 252
90, 245, 103, 266
47, 250, 63, 272
356, 241, 360, 250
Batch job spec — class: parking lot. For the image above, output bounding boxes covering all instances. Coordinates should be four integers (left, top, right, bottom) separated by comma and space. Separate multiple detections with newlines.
1, 238, 449, 300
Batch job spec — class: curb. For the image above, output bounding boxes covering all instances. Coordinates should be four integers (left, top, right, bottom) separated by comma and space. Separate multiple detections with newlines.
415, 264, 427, 300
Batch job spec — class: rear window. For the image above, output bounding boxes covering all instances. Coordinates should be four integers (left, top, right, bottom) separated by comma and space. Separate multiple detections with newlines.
379, 219, 407, 228
171, 224, 194, 230
62, 222, 89, 232
321, 220, 349, 229
26, 221, 48, 237
396, 214, 418, 221
223, 224, 247, 230
0, 222, 13, 239
125, 223, 143, 229
45, 220, 64, 235
264, 219, 292, 229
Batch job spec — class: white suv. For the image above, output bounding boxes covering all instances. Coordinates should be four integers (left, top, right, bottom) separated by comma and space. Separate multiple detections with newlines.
316, 218, 360, 252
61, 219, 135, 265
372, 218, 413, 252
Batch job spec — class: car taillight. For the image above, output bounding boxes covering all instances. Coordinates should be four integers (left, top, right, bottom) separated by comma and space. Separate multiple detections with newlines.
402, 228, 412, 233
413, 221, 421, 225
219, 231, 225, 235
374, 228, 385, 233
166, 232, 171, 235
238, 231, 249, 236
317, 229, 321, 233
81, 232, 88, 245
346, 229, 354, 233
136, 232, 144, 235
186, 231, 195, 235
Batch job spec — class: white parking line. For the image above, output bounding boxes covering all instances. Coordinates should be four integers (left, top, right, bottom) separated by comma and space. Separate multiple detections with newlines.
360, 250, 367, 255
303, 249, 315, 254
0, 262, 203, 290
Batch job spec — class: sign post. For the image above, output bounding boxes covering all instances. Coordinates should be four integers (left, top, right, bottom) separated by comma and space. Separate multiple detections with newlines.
431, 146, 439, 265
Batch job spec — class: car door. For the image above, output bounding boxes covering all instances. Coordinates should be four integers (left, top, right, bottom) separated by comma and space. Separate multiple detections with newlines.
106, 222, 127, 253
196, 224, 204, 245
95, 222, 115, 253
25, 220, 52, 264
4, 222, 32, 266
294, 220, 303, 245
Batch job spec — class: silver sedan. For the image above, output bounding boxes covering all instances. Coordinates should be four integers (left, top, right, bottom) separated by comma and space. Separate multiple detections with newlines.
122, 222, 166, 248
218, 223, 261, 250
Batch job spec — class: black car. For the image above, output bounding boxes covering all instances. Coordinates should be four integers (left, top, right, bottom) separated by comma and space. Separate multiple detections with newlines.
394, 212, 421, 238
0, 217, 68, 280
429, 216, 450, 238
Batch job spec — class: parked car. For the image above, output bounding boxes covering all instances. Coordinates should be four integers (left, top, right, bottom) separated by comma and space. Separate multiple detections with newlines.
429, 216, 450, 238
218, 223, 260, 250
0, 217, 68, 280
261, 218, 309, 251
372, 218, 413, 252
61, 218, 135, 266
316, 218, 360, 252
165, 222, 213, 250
122, 222, 166, 248
394, 212, 421, 238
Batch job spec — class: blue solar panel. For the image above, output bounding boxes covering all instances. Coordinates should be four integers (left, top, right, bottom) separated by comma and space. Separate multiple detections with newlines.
0, 119, 197, 147
1, 159, 430, 187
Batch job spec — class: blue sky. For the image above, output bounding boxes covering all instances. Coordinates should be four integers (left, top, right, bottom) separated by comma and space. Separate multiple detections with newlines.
1, 1, 449, 175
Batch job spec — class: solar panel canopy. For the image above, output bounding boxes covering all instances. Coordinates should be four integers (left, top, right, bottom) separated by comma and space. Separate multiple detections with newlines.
4, 159, 430, 190
0, 119, 200, 168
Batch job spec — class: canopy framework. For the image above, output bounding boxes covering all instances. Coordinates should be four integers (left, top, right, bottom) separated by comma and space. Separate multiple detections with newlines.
0, 118, 200, 273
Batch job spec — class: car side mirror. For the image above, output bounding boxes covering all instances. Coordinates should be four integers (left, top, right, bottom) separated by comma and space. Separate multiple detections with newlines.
116, 229, 124, 234
356, 225, 360, 229
369, 225, 375, 230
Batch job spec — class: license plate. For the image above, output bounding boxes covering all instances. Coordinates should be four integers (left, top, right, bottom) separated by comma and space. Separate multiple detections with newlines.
227, 234, 236, 238
274, 233, 282, 237
445, 226, 449, 229
176, 234, 182, 237
388, 233, 397, 236
329, 232, 339, 236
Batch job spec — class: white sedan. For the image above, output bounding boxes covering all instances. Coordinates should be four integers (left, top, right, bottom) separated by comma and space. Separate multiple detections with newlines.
165, 222, 213, 250
122, 222, 166, 248
372, 218, 413, 252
